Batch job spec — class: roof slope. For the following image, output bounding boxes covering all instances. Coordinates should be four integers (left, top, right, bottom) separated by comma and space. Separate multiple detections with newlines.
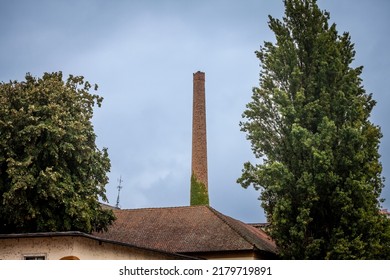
94, 205, 277, 254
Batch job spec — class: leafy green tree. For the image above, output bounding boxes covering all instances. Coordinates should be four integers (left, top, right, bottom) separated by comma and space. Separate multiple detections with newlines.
0, 72, 115, 233
238, 0, 390, 259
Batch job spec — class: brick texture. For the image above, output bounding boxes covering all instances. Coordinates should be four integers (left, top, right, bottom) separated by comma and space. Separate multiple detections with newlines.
191, 71, 208, 199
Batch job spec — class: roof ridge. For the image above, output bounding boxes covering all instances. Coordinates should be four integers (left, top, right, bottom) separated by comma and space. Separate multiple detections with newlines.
207, 207, 256, 247
207, 207, 276, 253
118, 205, 208, 211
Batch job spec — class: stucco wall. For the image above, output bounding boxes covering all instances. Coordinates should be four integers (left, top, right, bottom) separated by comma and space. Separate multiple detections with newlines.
0, 235, 184, 260
0, 236, 74, 260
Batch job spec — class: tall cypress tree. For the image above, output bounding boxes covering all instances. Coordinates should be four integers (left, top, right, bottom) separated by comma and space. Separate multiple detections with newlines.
238, 0, 390, 259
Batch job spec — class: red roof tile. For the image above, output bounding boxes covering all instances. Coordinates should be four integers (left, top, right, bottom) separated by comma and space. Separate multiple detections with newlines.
94, 205, 277, 255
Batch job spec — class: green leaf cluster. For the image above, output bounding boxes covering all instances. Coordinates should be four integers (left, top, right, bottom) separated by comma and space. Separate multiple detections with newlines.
0, 72, 115, 233
238, 0, 390, 259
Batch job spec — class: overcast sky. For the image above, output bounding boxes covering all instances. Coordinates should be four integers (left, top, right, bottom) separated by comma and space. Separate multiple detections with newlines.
1, 0, 389, 223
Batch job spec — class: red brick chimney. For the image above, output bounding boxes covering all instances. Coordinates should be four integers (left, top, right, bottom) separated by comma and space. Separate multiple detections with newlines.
191, 71, 209, 205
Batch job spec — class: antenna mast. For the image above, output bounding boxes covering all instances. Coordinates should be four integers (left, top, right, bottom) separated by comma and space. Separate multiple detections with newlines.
115, 176, 123, 209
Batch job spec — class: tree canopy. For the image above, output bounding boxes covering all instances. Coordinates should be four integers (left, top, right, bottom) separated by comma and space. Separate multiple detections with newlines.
0, 72, 115, 233
238, 0, 390, 259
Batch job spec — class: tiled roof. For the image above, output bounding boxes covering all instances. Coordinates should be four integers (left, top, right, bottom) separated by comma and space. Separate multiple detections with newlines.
94, 205, 277, 254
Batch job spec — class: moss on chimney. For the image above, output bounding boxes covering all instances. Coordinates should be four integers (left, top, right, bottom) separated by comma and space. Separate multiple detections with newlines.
191, 173, 209, 206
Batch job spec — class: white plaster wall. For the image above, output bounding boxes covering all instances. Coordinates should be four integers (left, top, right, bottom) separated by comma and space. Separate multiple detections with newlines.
0, 236, 75, 260
0, 236, 180, 260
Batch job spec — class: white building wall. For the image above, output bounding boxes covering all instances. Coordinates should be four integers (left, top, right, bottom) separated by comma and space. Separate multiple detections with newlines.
0, 235, 182, 260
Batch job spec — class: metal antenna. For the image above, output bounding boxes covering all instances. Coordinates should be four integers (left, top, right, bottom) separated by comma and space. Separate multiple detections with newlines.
115, 176, 123, 209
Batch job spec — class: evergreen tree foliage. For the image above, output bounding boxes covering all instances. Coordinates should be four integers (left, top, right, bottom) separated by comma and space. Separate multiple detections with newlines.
0, 72, 115, 233
238, 0, 390, 259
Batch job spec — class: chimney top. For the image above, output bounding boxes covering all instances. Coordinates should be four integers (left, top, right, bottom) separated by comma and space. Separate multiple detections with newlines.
193, 71, 205, 80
